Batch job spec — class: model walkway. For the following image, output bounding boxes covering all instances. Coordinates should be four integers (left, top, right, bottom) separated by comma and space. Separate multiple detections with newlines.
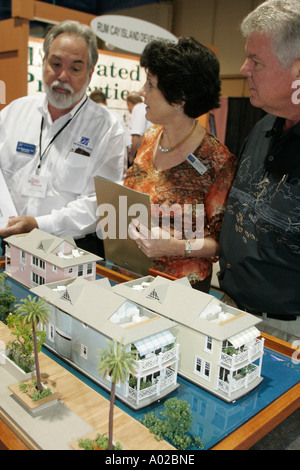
0, 322, 174, 450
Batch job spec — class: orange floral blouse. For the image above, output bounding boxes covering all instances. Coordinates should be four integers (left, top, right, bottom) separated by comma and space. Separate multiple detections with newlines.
124, 125, 237, 283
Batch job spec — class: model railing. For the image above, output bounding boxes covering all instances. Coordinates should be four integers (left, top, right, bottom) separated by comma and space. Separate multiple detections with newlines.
217, 363, 260, 397
128, 368, 176, 405
133, 344, 179, 375
220, 339, 264, 368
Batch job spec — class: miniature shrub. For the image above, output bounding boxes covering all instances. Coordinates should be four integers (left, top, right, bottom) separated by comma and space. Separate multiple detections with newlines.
31, 387, 52, 401
78, 434, 123, 450
140, 380, 152, 390
129, 376, 137, 388
0, 273, 16, 323
18, 379, 52, 402
223, 346, 238, 356
95, 434, 108, 448
140, 398, 203, 450
6, 314, 46, 373
19, 382, 28, 393
129, 377, 152, 390
78, 437, 94, 450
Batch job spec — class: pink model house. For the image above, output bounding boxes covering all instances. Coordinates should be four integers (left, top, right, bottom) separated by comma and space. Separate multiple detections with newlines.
4, 229, 101, 288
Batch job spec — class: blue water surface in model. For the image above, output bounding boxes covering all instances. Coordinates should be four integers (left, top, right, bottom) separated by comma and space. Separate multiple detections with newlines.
3, 271, 300, 449
42, 345, 300, 450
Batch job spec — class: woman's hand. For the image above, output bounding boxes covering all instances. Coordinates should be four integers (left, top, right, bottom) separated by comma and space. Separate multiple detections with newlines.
129, 218, 184, 258
128, 218, 219, 259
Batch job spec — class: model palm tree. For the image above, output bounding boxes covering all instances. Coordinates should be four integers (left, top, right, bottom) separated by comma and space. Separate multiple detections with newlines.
15, 296, 50, 392
97, 338, 137, 450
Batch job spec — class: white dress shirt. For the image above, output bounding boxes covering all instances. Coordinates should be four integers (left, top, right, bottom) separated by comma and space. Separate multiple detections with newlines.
0, 93, 127, 239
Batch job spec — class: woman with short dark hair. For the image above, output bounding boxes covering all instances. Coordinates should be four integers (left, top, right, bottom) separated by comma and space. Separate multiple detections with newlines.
140, 37, 220, 118
124, 37, 237, 292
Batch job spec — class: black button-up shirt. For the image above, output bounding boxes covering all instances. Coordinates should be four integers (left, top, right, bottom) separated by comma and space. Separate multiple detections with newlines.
219, 114, 300, 317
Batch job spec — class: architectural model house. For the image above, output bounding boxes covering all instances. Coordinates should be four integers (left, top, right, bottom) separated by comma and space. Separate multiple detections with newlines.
3, 228, 264, 405
30, 276, 180, 410
113, 276, 264, 402
4, 229, 101, 288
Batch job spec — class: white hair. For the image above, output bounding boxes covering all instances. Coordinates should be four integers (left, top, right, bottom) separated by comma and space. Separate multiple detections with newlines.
241, 0, 300, 68
43, 20, 98, 71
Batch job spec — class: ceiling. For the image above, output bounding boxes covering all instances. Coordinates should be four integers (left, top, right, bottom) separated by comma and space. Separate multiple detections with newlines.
0, 0, 162, 21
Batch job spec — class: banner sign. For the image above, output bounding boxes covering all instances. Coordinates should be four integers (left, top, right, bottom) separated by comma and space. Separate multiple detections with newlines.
27, 37, 147, 123
91, 15, 177, 55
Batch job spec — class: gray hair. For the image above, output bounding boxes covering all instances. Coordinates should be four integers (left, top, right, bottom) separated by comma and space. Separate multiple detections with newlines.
241, 0, 300, 68
43, 20, 98, 71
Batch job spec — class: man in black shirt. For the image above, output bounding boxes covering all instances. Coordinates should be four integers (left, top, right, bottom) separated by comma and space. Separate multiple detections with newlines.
219, 0, 300, 342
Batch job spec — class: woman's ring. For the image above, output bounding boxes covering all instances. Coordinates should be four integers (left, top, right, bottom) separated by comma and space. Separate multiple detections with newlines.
138, 243, 143, 249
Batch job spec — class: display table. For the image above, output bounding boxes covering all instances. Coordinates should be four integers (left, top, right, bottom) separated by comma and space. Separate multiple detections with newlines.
0, 260, 299, 450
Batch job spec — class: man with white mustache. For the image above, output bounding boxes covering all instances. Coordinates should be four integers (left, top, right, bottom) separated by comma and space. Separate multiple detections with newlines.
0, 20, 127, 256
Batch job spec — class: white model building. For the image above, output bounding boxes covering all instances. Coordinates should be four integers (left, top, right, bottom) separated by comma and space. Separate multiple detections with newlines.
30, 276, 180, 410
113, 276, 264, 402
4, 229, 264, 405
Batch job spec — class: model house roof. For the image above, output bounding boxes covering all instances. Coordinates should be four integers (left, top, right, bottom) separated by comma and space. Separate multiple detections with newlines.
5, 228, 101, 268
31, 277, 176, 345
113, 276, 262, 342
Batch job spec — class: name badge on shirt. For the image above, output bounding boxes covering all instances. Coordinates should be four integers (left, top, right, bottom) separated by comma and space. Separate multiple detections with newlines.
22, 174, 48, 199
16, 142, 36, 156
69, 136, 93, 157
186, 153, 208, 175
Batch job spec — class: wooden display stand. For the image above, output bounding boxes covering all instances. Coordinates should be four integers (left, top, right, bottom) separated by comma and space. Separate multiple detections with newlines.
0, 258, 299, 450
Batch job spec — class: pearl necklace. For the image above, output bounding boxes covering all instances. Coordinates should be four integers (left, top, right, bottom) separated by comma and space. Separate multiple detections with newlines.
158, 119, 198, 153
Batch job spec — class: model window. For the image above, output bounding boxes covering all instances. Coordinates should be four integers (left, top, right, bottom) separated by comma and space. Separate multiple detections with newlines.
87, 263, 93, 275
39, 259, 45, 270
78, 265, 84, 276
32, 272, 45, 285
81, 344, 88, 359
20, 250, 26, 264
205, 336, 213, 353
194, 356, 211, 381
32, 256, 45, 270
204, 362, 211, 378
52, 265, 57, 273
32, 256, 38, 267
219, 367, 229, 382
49, 324, 55, 342
195, 357, 202, 374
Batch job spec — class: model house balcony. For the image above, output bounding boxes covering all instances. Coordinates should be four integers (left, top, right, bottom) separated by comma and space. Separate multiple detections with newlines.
219, 338, 264, 369
126, 344, 180, 407
217, 363, 261, 398
133, 344, 179, 376
127, 368, 177, 406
